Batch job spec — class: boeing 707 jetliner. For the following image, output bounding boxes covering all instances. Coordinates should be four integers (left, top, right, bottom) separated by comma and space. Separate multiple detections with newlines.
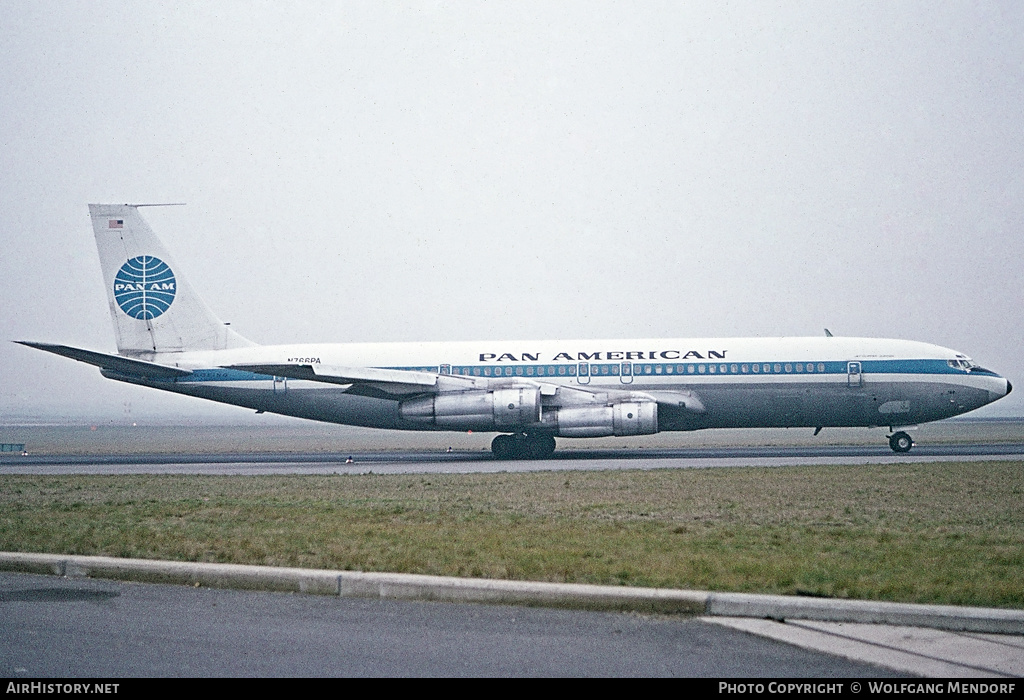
17, 204, 1012, 458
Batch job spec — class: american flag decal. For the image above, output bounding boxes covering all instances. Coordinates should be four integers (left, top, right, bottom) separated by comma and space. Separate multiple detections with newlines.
109, 219, 123, 229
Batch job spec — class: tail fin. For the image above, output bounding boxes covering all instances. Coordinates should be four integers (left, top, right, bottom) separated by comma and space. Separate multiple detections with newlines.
89, 204, 255, 355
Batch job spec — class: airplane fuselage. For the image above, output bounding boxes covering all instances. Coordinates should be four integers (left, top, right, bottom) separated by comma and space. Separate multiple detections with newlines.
107, 336, 1009, 435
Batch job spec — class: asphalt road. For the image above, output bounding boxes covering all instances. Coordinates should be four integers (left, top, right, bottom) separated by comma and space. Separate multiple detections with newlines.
2, 442, 1023, 475
0, 571, 903, 678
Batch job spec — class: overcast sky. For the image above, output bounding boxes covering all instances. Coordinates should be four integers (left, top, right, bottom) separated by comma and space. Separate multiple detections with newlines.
2, 1, 1022, 422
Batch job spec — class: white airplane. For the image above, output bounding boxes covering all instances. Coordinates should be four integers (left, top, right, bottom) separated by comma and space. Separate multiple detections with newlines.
18, 204, 1012, 459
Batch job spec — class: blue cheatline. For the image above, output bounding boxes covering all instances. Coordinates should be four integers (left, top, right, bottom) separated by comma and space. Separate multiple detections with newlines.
113, 256, 176, 320
174, 358, 969, 385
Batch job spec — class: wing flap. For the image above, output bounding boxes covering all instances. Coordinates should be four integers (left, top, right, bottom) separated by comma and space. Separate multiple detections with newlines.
227, 363, 439, 387
227, 363, 568, 397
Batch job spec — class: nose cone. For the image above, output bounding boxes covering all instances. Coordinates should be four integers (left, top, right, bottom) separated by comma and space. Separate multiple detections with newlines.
989, 376, 1012, 403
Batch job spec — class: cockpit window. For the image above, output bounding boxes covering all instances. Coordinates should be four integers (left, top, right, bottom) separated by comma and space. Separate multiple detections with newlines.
947, 359, 975, 370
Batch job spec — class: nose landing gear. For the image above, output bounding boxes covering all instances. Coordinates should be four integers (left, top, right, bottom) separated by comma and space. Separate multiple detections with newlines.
888, 431, 914, 453
491, 432, 556, 460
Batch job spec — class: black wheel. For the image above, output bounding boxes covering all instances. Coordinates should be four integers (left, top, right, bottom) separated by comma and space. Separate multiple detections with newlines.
492, 433, 556, 460
491, 434, 514, 460
524, 433, 556, 459
889, 431, 913, 453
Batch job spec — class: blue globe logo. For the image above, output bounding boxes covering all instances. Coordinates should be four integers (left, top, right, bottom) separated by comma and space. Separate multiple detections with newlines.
113, 256, 176, 320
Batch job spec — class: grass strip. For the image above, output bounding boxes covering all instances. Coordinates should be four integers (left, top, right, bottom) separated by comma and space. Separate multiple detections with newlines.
2, 461, 1022, 608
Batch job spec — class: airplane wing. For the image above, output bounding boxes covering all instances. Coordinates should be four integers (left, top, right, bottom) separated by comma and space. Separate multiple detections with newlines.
225, 363, 484, 397
15, 341, 192, 379
227, 363, 435, 386
227, 364, 708, 406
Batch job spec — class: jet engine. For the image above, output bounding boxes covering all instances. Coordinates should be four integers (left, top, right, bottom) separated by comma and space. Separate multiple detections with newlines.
400, 387, 542, 428
554, 401, 658, 437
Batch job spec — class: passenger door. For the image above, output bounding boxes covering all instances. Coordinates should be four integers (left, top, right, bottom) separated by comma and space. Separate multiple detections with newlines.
847, 361, 862, 387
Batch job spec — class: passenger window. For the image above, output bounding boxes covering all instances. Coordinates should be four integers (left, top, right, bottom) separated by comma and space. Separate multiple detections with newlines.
817, 363, 825, 372
730, 364, 738, 373
709, 365, 716, 374
698, 365, 706, 374
773, 364, 781, 373
785, 364, 792, 373
741, 364, 748, 373
752, 364, 759, 373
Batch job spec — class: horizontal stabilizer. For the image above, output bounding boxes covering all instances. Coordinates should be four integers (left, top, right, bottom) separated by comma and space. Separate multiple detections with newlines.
15, 341, 192, 379
226, 363, 440, 388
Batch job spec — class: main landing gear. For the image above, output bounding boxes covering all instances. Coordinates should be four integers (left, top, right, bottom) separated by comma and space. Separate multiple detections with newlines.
491, 432, 556, 460
888, 431, 914, 453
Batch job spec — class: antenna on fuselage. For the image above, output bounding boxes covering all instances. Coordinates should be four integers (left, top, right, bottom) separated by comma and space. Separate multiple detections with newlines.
824, 329, 833, 337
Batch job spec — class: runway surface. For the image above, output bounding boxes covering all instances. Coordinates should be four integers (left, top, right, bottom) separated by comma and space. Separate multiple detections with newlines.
2, 442, 1023, 475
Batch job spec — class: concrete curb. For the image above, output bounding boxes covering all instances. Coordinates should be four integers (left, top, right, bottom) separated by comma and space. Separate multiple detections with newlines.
706, 593, 1024, 635
2, 552, 1022, 633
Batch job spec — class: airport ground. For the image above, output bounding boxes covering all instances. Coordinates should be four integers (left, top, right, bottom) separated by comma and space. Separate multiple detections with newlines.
2, 416, 1022, 456
2, 417, 1022, 677
1, 570, 908, 678
2, 557, 1022, 677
